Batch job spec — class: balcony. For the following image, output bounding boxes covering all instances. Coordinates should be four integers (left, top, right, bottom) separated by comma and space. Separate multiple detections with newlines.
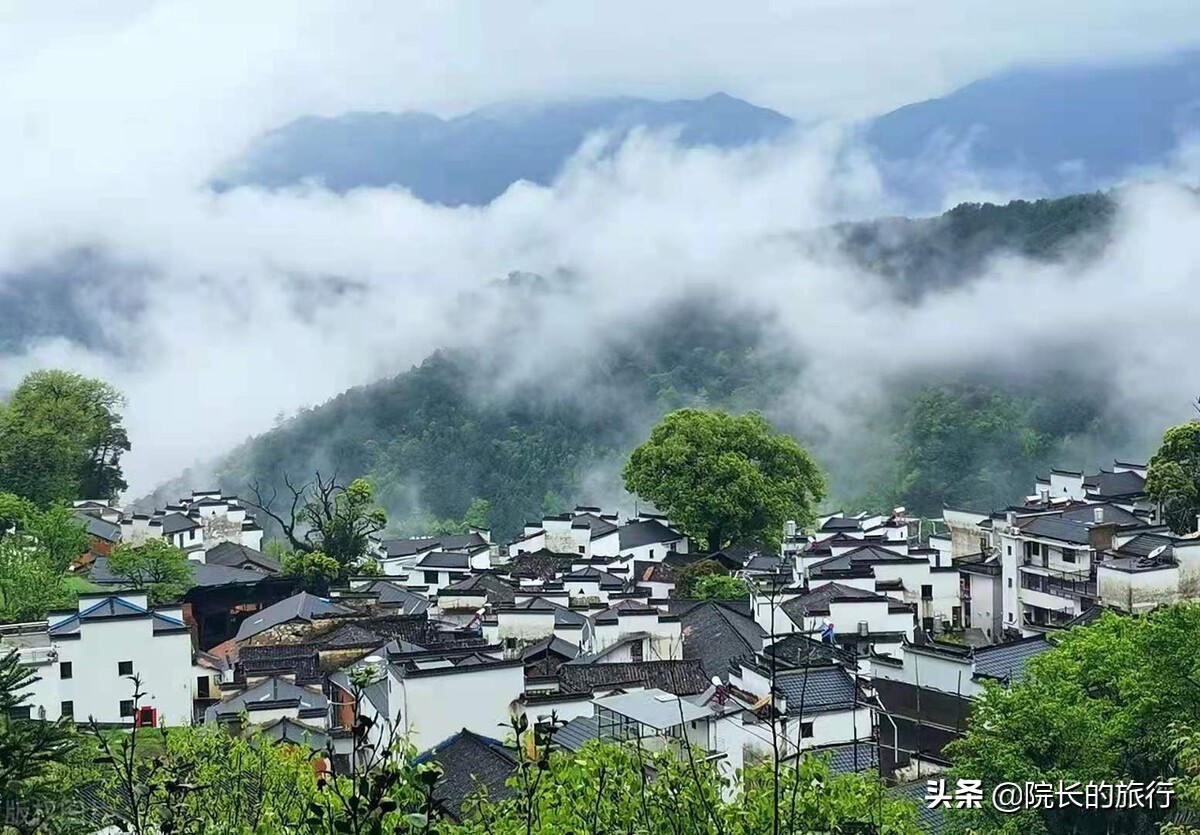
1019, 566, 1096, 599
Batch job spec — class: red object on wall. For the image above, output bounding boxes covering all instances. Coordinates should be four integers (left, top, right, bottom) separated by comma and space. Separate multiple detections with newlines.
134, 706, 158, 728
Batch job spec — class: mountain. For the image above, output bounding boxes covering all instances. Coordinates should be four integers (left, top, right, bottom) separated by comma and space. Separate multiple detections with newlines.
175, 192, 1128, 542
216, 93, 796, 205
221, 51, 1200, 208
865, 49, 1200, 202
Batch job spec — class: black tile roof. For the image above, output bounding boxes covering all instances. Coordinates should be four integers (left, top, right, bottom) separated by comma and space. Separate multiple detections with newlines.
418, 730, 517, 821
1083, 469, 1146, 498
763, 633, 858, 668
780, 582, 895, 620
235, 592, 350, 642
557, 660, 711, 696
356, 580, 433, 614
1017, 515, 1093, 545
776, 665, 859, 713
160, 512, 200, 535
618, 519, 684, 550
416, 551, 472, 570
507, 549, 575, 580
237, 643, 323, 682
552, 714, 601, 752
570, 513, 618, 539
205, 541, 281, 573
680, 601, 765, 681
972, 636, 1051, 683
441, 572, 516, 604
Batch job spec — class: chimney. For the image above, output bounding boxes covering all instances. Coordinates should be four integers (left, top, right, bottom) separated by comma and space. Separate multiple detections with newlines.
1005, 511, 1017, 527
1093, 506, 1104, 525
1039, 489, 1050, 504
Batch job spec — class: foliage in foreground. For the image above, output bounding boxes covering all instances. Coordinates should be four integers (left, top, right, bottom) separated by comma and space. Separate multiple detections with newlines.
946, 605, 1200, 834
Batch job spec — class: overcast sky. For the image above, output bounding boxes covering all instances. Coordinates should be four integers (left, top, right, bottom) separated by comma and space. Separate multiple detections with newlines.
2, 2, 1199, 495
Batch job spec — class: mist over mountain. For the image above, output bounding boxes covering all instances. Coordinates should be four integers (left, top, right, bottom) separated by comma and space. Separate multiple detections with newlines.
219, 50, 1200, 210
216, 93, 796, 205
144, 190, 1137, 542
866, 49, 1200, 204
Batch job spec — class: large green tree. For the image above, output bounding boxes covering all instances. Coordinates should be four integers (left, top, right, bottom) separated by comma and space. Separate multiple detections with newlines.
107, 539, 195, 606
248, 473, 386, 575
946, 605, 1200, 834
0, 370, 130, 506
1146, 419, 1200, 534
622, 409, 824, 551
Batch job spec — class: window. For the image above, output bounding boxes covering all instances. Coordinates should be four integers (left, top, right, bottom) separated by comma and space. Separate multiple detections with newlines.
952, 606, 962, 628
196, 676, 210, 699
630, 641, 644, 662
189, 530, 196, 540
1062, 549, 1077, 564
60, 701, 74, 719
920, 584, 933, 600
1027, 542, 1041, 557
119, 700, 135, 718
1007, 578, 1013, 588
60, 661, 72, 679
118, 661, 133, 676
578, 546, 586, 554
800, 722, 814, 739
922, 617, 934, 632
649, 549, 655, 559
7, 706, 31, 720
1006, 545, 1012, 555
423, 571, 438, 584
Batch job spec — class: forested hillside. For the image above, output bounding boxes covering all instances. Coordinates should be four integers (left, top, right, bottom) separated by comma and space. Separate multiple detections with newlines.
182, 191, 1128, 541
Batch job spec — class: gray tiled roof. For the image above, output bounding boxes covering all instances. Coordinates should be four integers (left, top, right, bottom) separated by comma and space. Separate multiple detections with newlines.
441, 572, 516, 604
618, 519, 683, 550
416, 551, 472, 570
234, 592, 350, 642
1084, 469, 1146, 498
160, 513, 200, 535
207, 675, 327, 720
358, 580, 432, 614
780, 582, 893, 620
552, 714, 601, 752
889, 780, 945, 833
557, 660, 711, 696
680, 601, 765, 681
418, 731, 516, 821
972, 637, 1051, 683
205, 541, 280, 573
1017, 515, 1092, 545
775, 666, 859, 713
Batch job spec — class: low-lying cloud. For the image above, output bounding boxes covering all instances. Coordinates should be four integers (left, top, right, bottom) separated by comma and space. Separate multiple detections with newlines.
3, 3, 1200, 498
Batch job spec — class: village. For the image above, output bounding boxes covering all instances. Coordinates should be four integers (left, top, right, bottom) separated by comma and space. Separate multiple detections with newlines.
0, 458, 1181, 826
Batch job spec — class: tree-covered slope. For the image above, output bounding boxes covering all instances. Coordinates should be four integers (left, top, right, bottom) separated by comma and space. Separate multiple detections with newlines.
189, 191, 1129, 541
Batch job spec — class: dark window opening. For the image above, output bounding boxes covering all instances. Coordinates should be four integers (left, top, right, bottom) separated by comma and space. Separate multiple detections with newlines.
630, 641, 644, 662
118, 661, 133, 676
60, 661, 72, 679
61, 701, 74, 719
920, 584, 933, 600
423, 571, 438, 584
196, 676, 210, 699
119, 700, 135, 718
800, 722, 814, 738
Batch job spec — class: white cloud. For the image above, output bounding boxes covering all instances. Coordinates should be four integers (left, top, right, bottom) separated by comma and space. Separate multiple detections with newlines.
1, 2, 1199, 496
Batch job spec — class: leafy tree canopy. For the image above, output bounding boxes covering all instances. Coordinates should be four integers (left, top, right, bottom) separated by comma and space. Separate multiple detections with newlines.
107, 538, 195, 606
689, 573, 751, 600
0, 370, 130, 506
280, 549, 342, 595
623, 409, 825, 551
947, 605, 1200, 834
1146, 419, 1200, 534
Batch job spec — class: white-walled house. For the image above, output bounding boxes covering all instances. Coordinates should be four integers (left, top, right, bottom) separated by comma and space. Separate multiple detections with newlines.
0, 592, 194, 726
331, 647, 525, 754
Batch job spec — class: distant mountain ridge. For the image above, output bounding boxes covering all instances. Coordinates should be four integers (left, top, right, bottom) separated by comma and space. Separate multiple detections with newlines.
216, 93, 796, 205
220, 50, 1200, 207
